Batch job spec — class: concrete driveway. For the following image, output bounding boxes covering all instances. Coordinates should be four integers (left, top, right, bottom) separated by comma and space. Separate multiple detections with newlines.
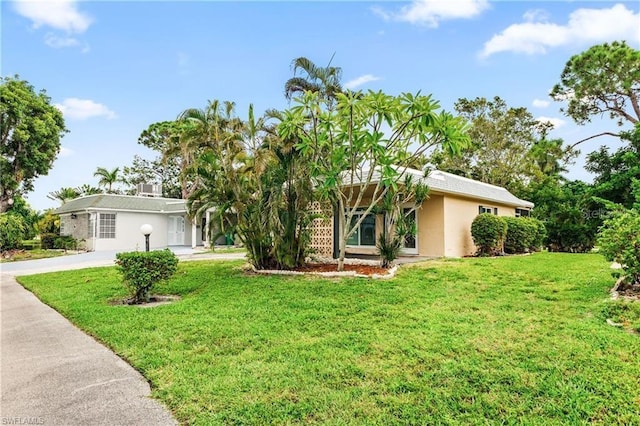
0, 248, 245, 424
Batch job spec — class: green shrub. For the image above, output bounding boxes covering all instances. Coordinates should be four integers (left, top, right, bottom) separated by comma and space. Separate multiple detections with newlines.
40, 233, 57, 249
0, 213, 26, 251
504, 217, 538, 254
526, 217, 546, 252
597, 209, 640, 287
377, 234, 403, 268
54, 235, 78, 251
115, 249, 179, 304
471, 213, 507, 256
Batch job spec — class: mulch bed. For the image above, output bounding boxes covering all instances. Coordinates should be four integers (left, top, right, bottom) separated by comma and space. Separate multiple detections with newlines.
292, 263, 389, 275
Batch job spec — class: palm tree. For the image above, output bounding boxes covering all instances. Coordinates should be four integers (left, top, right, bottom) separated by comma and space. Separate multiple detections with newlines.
284, 56, 343, 106
93, 167, 121, 193
47, 187, 80, 204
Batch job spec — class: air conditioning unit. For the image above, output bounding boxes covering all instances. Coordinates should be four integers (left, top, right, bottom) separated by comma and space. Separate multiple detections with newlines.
136, 183, 163, 197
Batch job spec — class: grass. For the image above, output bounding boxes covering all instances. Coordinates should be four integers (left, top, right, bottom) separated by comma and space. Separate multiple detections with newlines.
1, 248, 67, 263
17, 253, 640, 425
206, 246, 246, 254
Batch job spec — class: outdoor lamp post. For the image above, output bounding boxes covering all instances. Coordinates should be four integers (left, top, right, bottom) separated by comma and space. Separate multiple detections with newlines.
140, 224, 153, 252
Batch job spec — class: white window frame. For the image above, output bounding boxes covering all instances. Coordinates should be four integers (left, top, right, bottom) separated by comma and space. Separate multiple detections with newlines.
479, 205, 498, 215
98, 213, 116, 239
515, 208, 530, 217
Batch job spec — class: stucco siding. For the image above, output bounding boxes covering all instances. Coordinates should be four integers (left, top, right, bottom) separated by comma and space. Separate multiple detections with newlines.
443, 196, 518, 257
417, 195, 445, 257
92, 212, 170, 252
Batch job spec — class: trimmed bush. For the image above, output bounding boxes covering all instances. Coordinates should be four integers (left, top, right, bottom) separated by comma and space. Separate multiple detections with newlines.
471, 213, 507, 256
597, 209, 640, 288
0, 213, 26, 251
40, 233, 57, 249
115, 249, 179, 304
527, 217, 546, 252
504, 217, 537, 254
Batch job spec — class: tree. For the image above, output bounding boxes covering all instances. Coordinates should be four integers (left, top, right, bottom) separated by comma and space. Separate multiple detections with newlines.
585, 124, 640, 209
429, 96, 572, 196
137, 120, 192, 198
121, 155, 181, 198
5, 195, 39, 240
551, 41, 640, 145
47, 187, 80, 204
284, 56, 343, 105
93, 167, 122, 193
186, 101, 317, 269
279, 90, 469, 270
0, 76, 67, 212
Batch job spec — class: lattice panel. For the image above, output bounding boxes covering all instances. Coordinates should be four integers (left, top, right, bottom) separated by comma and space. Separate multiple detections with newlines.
309, 201, 333, 257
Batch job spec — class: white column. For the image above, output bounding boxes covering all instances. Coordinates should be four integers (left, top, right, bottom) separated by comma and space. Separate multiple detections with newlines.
191, 218, 197, 248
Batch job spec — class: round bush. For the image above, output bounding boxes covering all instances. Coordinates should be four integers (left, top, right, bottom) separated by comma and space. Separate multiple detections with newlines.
504, 217, 537, 254
471, 213, 507, 256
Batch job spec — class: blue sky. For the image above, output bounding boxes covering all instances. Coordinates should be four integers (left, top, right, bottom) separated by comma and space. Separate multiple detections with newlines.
3, 0, 639, 211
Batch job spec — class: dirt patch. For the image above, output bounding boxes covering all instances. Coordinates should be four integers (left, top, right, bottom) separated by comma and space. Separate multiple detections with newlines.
293, 263, 388, 275
110, 295, 181, 307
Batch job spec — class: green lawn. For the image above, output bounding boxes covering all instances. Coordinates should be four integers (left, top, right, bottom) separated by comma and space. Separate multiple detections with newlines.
18, 253, 640, 425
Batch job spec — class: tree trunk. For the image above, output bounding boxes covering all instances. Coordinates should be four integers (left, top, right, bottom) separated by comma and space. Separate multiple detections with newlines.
337, 199, 346, 272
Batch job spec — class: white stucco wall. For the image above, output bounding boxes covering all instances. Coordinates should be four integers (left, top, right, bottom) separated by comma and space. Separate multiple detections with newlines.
91, 211, 170, 252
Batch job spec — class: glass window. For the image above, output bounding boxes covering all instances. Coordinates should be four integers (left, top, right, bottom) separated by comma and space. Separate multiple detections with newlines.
99, 213, 116, 239
346, 212, 376, 246
479, 206, 497, 215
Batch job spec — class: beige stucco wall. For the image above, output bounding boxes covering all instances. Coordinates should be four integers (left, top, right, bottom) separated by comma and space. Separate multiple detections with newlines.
442, 195, 517, 257
416, 195, 445, 257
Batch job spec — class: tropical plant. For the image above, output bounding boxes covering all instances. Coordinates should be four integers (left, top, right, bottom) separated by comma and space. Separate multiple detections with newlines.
1, 76, 67, 212
279, 90, 469, 271
284, 56, 343, 106
93, 167, 122, 193
0, 213, 26, 251
47, 187, 80, 204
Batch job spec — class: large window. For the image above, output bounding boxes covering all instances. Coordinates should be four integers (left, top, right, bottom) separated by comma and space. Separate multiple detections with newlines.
98, 213, 116, 239
347, 212, 376, 246
515, 208, 530, 217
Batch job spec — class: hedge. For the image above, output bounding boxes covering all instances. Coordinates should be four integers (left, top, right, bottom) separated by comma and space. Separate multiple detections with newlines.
471, 213, 507, 256
115, 249, 179, 304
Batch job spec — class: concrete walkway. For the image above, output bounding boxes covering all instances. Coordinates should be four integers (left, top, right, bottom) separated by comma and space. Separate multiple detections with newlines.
0, 249, 246, 424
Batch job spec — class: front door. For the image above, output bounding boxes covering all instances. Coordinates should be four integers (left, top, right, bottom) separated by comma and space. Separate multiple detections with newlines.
402, 208, 418, 254
168, 216, 185, 245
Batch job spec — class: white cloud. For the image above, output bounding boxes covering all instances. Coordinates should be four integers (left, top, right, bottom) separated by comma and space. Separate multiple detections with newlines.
532, 99, 550, 108
13, 0, 92, 33
344, 74, 381, 90
373, 0, 489, 27
480, 4, 640, 58
536, 116, 566, 129
44, 33, 78, 47
55, 98, 116, 120
59, 146, 74, 157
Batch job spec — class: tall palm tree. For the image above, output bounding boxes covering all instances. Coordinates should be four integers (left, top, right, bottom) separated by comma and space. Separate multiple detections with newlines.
284, 56, 343, 105
93, 167, 121, 193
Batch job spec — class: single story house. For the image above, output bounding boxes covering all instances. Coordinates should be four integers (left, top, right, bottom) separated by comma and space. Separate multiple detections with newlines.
55, 194, 210, 251
309, 168, 534, 258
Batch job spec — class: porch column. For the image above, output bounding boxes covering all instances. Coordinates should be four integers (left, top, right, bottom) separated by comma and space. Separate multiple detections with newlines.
205, 211, 211, 248
191, 218, 197, 248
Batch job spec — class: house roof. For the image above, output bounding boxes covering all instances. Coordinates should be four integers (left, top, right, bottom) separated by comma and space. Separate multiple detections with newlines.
356, 167, 534, 209
54, 194, 187, 215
